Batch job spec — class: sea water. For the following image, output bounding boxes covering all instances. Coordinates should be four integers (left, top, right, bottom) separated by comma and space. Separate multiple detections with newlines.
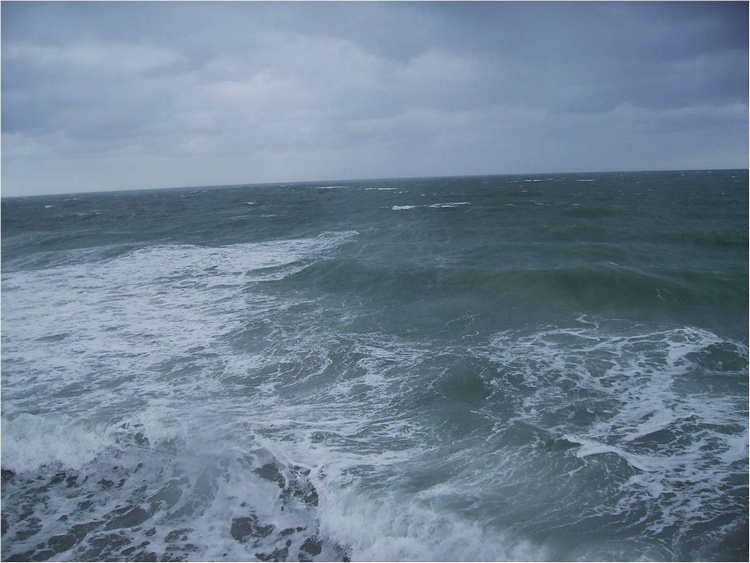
2, 170, 748, 561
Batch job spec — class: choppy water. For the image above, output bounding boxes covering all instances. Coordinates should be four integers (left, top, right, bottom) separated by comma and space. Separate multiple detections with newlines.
2, 170, 748, 561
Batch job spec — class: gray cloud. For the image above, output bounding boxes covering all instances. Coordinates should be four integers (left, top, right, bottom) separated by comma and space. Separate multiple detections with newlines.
2, 1, 747, 196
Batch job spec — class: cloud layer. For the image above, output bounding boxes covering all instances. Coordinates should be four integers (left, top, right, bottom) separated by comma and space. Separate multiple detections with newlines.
2, 2, 748, 196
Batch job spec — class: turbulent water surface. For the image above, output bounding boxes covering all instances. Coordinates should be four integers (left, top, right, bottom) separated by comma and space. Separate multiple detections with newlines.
2, 171, 748, 561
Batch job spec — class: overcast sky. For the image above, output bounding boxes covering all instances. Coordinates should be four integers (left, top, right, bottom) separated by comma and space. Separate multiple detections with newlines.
2, 1, 748, 196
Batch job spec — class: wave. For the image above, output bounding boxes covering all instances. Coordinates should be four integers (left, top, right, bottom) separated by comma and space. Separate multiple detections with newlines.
281, 255, 735, 315
1, 241, 144, 271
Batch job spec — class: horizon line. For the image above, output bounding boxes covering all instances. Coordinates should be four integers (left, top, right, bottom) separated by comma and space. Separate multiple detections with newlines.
2, 167, 748, 200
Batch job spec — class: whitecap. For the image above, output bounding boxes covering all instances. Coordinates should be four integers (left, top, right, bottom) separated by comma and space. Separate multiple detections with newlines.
1, 413, 115, 473
317, 482, 549, 562
429, 202, 471, 209
564, 435, 651, 472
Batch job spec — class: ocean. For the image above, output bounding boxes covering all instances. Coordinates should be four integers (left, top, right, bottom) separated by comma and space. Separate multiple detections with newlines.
1, 170, 747, 561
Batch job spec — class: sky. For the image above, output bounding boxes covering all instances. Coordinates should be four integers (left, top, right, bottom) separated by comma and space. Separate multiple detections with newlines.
2, 1, 748, 197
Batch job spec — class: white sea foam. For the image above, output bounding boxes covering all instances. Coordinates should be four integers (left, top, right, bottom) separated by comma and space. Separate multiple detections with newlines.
485, 320, 748, 537
1, 231, 358, 439
2, 422, 336, 560
2, 229, 364, 558
1, 413, 115, 473
392, 205, 417, 210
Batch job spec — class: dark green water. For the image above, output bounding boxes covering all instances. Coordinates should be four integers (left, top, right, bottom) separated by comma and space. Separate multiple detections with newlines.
2, 170, 748, 561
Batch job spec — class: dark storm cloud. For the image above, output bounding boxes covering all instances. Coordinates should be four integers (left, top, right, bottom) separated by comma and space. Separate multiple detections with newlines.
425, 1, 748, 111
2, 1, 747, 196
